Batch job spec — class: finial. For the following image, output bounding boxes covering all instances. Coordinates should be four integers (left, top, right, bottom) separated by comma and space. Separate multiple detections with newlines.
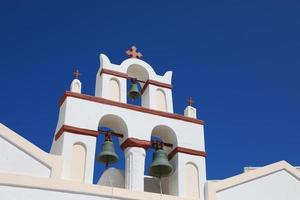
125, 46, 143, 59
73, 69, 81, 79
188, 97, 194, 107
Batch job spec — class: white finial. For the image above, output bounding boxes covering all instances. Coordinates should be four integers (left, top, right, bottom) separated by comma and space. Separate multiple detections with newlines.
70, 70, 82, 93
184, 97, 197, 118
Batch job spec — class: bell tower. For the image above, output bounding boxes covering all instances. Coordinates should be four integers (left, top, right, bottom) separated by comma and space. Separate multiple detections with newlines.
50, 47, 207, 200
95, 46, 174, 113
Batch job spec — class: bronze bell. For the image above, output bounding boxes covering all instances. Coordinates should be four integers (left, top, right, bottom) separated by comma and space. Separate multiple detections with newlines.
149, 143, 173, 178
97, 134, 119, 165
128, 78, 141, 100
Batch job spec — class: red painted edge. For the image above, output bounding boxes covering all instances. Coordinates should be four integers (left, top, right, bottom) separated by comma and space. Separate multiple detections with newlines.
54, 127, 207, 159
141, 80, 173, 94
120, 138, 151, 149
100, 68, 173, 93
100, 68, 128, 79
55, 125, 99, 141
59, 91, 204, 125
168, 147, 207, 160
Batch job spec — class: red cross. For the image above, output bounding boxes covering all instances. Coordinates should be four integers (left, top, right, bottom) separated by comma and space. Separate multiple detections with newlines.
188, 97, 195, 106
73, 69, 81, 79
125, 46, 143, 59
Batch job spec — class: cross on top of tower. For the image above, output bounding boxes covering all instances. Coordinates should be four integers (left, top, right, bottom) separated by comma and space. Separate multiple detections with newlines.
126, 46, 143, 59
188, 97, 195, 106
73, 69, 81, 79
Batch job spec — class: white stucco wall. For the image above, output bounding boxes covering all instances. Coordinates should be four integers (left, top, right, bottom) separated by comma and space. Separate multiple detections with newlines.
215, 169, 300, 200
58, 96, 205, 150
54, 132, 96, 184
0, 136, 51, 177
0, 173, 197, 200
0, 124, 63, 179
53, 95, 205, 195
95, 54, 174, 112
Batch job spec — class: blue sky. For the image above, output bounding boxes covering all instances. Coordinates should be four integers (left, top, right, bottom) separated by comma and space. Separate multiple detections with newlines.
0, 0, 299, 182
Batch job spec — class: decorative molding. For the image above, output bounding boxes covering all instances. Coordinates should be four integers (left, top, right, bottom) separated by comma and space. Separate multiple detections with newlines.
55, 125, 99, 141
100, 68, 128, 79
141, 79, 173, 94
59, 91, 204, 125
120, 138, 151, 149
168, 147, 207, 160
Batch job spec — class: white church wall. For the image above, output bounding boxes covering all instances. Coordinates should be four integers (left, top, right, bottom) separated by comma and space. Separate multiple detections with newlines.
0, 124, 63, 179
215, 170, 300, 200
0, 173, 197, 200
0, 136, 51, 177
95, 54, 174, 112
175, 153, 207, 200
60, 96, 205, 151
124, 147, 146, 191
54, 95, 205, 194
59, 132, 96, 184
185, 163, 200, 198
70, 143, 87, 182
206, 161, 300, 200
96, 74, 127, 103
108, 78, 121, 102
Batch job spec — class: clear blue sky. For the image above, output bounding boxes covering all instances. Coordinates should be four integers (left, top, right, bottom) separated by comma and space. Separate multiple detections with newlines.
0, 0, 299, 182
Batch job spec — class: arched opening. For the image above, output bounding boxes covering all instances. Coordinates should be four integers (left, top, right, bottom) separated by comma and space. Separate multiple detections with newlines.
185, 163, 200, 198
70, 143, 87, 182
127, 64, 150, 83
155, 89, 167, 112
94, 115, 128, 186
144, 125, 178, 194
126, 64, 150, 106
108, 78, 120, 102
151, 125, 177, 154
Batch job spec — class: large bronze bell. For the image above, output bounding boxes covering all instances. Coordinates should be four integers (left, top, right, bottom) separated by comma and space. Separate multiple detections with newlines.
97, 135, 119, 165
149, 144, 173, 178
128, 78, 141, 100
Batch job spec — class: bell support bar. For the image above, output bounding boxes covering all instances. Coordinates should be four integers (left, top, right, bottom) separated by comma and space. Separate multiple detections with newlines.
151, 140, 173, 149
98, 129, 173, 148
98, 129, 124, 138
100, 69, 172, 95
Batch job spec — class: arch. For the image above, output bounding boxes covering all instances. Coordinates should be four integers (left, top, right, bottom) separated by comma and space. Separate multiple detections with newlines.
98, 114, 128, 143
185, 162, 200, 198
108, 78, 120, 102
127, 64, 150, 87
151, 125, 177, 154
155, 89, 167, 112
70, 143, 87, 182
121, 59, 156, 81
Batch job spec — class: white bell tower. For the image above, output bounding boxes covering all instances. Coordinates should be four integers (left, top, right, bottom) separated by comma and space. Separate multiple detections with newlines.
50, 47, 207, 200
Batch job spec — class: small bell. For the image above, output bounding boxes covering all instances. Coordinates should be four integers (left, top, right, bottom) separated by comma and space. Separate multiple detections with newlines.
149, 142, 173, 178
97, 134, 119, 165
128, 78, 141, 100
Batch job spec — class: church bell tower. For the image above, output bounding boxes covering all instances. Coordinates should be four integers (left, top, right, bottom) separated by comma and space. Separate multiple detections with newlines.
50, 46, 207, 200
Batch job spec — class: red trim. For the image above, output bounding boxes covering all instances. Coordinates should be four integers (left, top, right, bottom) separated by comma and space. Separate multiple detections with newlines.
100, 68, 128, 79
55, 125, 99, 141
168, 147, 207, 160
141, 80, 173, 94
99, 68, 173, 93
120, 138, 151, 149
59, 91, 204, 125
